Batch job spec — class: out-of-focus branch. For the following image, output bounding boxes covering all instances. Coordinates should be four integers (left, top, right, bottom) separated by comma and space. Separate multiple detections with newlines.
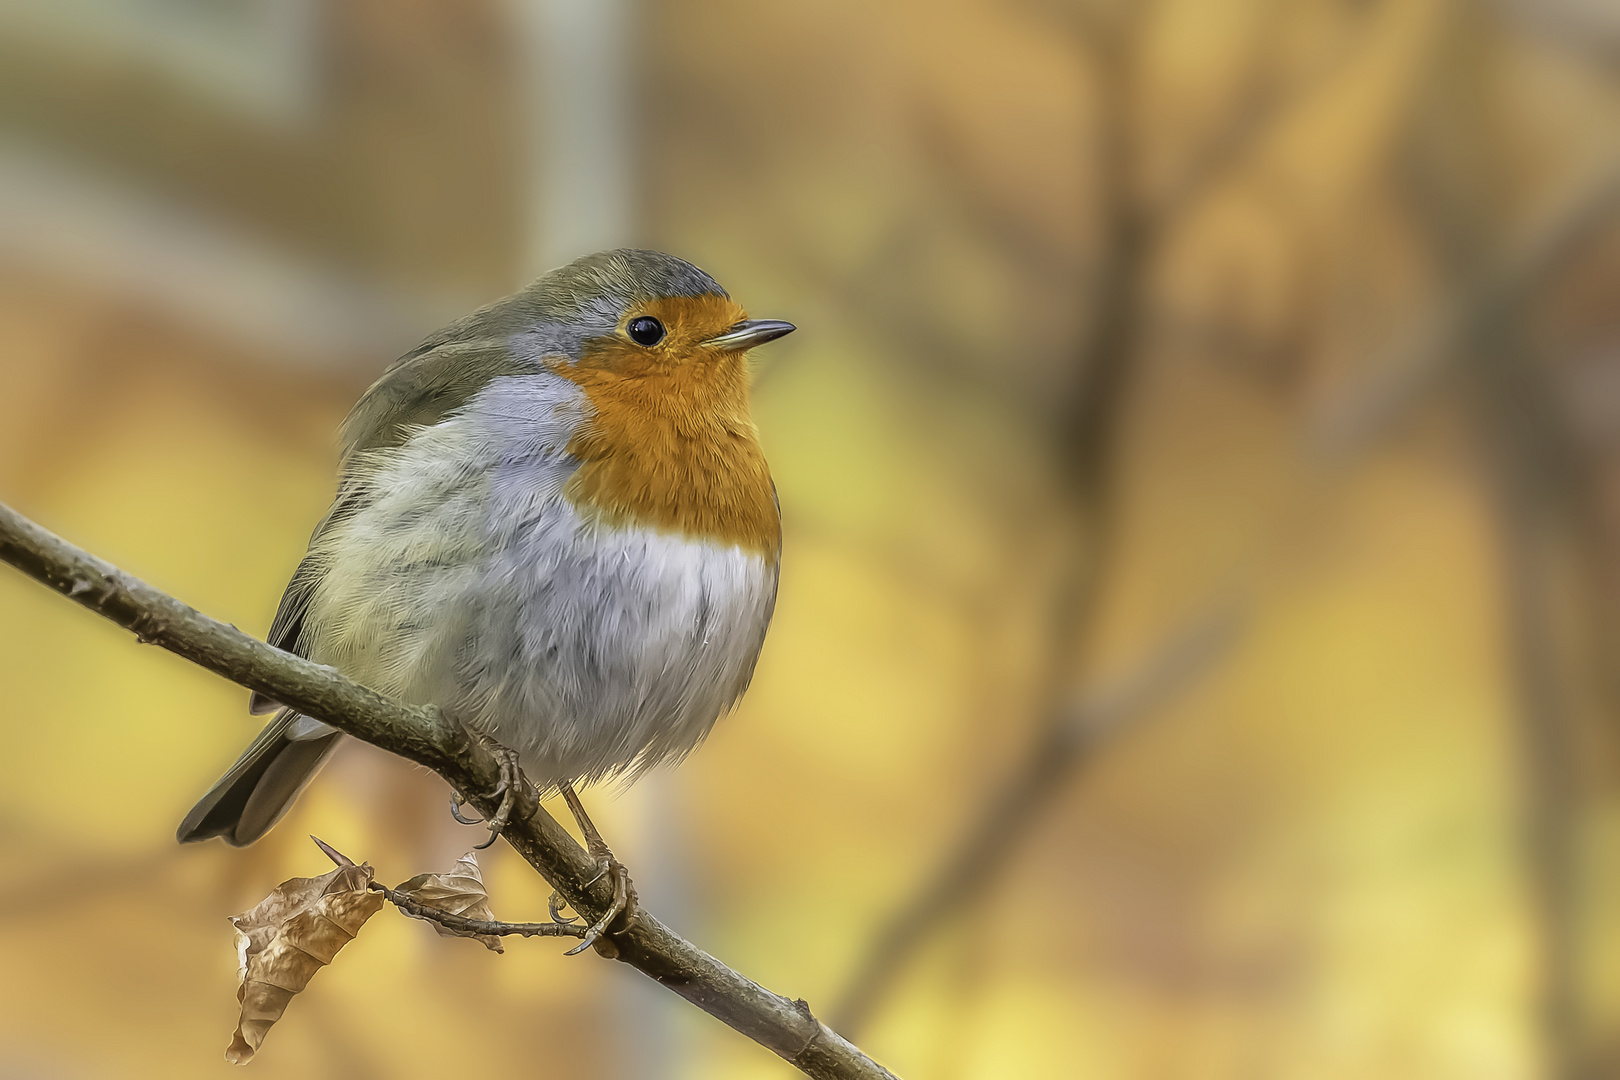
1269, 138, 1620, 1080
1489, 0, 1620, 71
1384, 24, 1620, 1070
1149, 304, 1308, 386
1310, 152, 1620, 463
0, 501, 898, 1080
831, 601, 1246, 1035
1469, 327, 1587, 1080
1005, 0, 1123, 52
831, 0, 1346, 1034
913, 105, 1077, 280
833, 0, 1614, 1050
1150, 0, 1289, 225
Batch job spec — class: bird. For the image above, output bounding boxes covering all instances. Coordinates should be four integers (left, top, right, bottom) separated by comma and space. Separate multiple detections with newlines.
179, 249, 793, 942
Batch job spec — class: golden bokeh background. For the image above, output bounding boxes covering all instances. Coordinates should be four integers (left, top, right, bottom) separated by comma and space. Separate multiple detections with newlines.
2, 1, 1619, 1077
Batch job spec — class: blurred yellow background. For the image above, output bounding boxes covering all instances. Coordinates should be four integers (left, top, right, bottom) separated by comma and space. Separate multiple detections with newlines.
2, 0, 1619, 1077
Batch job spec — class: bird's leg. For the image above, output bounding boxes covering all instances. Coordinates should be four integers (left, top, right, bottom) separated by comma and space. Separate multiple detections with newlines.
558, 781, 638, 956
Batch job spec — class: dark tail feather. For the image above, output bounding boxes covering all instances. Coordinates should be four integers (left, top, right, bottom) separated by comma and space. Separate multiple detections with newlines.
178, 711, 342, 846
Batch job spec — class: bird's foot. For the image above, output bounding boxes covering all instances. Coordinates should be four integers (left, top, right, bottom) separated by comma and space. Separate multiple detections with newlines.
559, 781, 639, 956
447, 737, 530, 850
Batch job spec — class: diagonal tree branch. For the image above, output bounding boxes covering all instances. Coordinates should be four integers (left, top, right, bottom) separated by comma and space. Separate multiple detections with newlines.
0, 500, 898, 1080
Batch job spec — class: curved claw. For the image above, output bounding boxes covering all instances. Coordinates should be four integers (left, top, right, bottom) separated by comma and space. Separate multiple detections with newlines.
548, 890, 579, 926
469, 780, 505, 848
449, 791, 485, 826
473, 777, 514, 850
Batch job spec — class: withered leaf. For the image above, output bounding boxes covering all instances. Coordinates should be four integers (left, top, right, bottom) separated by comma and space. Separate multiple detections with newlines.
394, 851, 504, 953
226, 860, 385, 1064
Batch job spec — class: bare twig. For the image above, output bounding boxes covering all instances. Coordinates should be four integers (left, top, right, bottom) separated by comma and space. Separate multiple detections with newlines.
1311, 151, 1620, 463
308, 835, 588, 942
831, 601, 1246, 1034
1489, 0, 1620, 71
0, 501, 897, 1080
1149, 0, 1374, 230
1150, 0, 1286, 223
373, 881, 587, 939
1004, 0, 1123, 52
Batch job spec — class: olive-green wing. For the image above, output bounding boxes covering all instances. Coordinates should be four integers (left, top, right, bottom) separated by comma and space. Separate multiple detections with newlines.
248, 333, 525, 711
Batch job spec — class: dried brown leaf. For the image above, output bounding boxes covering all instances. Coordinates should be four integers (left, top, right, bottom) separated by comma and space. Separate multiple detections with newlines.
225, 860, 385, 1064
394, 851, 504, 952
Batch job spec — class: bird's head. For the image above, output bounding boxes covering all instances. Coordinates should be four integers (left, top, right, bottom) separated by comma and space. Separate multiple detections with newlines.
509, 249, 794, 380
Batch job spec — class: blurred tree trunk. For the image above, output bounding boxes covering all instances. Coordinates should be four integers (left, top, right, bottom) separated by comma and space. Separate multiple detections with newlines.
1400, 9, 1612, 1077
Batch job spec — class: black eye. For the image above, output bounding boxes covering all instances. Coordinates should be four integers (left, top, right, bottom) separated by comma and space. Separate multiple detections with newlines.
627, 316, 665, 346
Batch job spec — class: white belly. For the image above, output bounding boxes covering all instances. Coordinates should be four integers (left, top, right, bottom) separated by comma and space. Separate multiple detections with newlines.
297, 373, 778, 786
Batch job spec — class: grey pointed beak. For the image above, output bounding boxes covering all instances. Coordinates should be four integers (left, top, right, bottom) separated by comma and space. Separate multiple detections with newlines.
702, 319, 796, 351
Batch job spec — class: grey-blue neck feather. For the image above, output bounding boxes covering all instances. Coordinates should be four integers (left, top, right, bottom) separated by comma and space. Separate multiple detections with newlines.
339, 249, 725, 458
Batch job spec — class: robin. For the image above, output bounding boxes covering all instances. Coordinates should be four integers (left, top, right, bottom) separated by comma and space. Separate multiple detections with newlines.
178, 249, 793, 947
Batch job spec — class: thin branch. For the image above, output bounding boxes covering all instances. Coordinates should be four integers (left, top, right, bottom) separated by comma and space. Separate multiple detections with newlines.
1149, 1, 1370, 230
912, 103, 1078, 280
309, 834, 589, 942
1489, 0, 1620, 71
1311, 151, 1620, 463
831, 600, 1246, 1035
1002, 0, 1123, 53
373, 883, 587, 940
0, 501, 898, 1080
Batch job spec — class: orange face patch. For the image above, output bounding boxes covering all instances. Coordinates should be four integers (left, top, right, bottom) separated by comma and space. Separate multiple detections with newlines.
547, 294, 781, 556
